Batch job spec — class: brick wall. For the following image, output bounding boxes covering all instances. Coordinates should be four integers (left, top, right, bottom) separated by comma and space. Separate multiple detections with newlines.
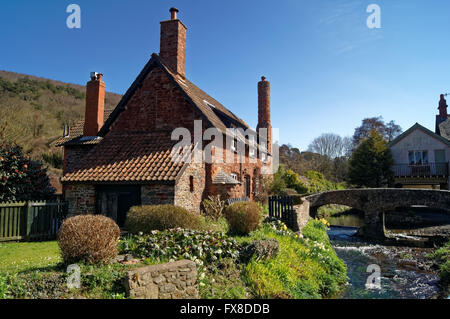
175, 161, 205, 212
160, 18, 186, 77
141, 184, 175, 205
205, 139, 264, 201
64, 184, 95, 216
110, 68, 203, 133
123, 260, 198, 299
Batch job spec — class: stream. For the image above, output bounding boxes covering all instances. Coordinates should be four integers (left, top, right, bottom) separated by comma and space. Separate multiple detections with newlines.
327, 212, 448, 299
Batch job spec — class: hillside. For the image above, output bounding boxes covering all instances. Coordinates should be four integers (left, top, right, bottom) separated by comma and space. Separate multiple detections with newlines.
0, 70, 122, 164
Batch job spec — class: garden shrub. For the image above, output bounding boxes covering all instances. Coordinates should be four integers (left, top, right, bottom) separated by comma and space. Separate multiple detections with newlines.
202, 195, 226, 220
125, 204, 204, 233
224, 202, 262, 235
119, 228, 240, 265
58, 215, 120, 264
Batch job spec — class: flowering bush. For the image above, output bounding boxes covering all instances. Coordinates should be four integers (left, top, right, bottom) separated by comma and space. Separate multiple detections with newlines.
0, 132, 54, 201
119, 228, 240, 266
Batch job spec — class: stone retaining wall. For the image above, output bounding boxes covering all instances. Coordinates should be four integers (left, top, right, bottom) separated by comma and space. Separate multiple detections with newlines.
122, 260, 198, 299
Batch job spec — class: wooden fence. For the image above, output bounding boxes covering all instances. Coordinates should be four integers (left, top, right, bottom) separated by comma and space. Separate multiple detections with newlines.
0, 201, 68, 242
268, 195, 296, 228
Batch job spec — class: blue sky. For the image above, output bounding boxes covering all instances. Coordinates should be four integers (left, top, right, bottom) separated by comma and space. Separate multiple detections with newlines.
0, 0, 449, 150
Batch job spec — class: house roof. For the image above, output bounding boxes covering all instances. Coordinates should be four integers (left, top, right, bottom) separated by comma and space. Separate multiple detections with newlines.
61, 131, 192, 183
387, 122, 450, 148
212, 170, 241, 185
98, 54, 249, 138
439, 118, 450, 140
54, 108, 115, 147
61, 54, 261, 183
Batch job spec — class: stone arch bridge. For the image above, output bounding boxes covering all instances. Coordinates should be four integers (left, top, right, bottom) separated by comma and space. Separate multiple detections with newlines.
297, 189, 450, 239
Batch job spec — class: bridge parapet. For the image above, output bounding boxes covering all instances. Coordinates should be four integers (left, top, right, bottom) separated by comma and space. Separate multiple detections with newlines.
302, 188, 450, 239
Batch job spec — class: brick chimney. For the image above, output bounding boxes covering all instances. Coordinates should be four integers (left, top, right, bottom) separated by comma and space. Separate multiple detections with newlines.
438, 94, 448, 118
436, 94, 449, 135
83, 72, 105, 136
160, 7, 187, 77
257, 76, 272, 153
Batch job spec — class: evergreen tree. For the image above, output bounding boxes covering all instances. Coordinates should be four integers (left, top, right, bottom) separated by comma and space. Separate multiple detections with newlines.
347, 129, 394, 188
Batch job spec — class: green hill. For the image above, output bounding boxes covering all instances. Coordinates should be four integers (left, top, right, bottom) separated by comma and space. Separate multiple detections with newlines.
0, 70, 122, 167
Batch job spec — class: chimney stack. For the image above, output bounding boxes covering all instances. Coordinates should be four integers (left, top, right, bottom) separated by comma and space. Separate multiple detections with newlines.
257, 76, 272, 153
438, 94, 448, 118
83, 72, 105, 136
160, 7, 187, 77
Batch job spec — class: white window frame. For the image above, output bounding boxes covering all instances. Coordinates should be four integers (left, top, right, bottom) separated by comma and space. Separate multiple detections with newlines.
408, 150, 429, 165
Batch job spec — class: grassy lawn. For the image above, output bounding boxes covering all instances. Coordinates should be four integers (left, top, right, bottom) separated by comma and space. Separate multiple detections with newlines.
0, 241, 62, 273
0, 217, 347, 299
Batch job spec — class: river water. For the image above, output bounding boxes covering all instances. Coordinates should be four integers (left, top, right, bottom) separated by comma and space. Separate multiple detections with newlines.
327, 213, 446, 299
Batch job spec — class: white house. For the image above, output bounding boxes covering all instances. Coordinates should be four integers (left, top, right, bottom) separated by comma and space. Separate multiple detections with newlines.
388, 96, 450, 190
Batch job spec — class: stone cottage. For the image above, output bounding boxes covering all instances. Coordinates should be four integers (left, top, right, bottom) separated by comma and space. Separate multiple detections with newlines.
57, 8, 273, 226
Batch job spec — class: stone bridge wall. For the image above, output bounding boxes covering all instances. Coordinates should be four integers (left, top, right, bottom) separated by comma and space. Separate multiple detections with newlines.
298, 189, 450, 239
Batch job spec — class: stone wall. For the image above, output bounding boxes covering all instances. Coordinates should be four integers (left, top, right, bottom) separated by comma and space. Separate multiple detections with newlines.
64, 183, 95, 216
175, 161, 205, 213
141, 184, 175, 205
292, 201, 311, 232
123, 260, 198, 299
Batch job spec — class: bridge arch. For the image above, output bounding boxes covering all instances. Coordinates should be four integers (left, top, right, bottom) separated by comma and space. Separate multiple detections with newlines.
302, 189, 450, 239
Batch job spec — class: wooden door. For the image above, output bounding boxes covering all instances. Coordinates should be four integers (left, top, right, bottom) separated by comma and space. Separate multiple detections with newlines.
96, 186, 141, 227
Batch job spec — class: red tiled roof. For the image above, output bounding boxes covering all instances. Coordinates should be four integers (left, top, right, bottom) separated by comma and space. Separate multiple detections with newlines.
62, 131, 192, 182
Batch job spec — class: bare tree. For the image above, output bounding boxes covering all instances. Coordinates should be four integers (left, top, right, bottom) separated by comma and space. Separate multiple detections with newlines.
307, 133, 349, 159
352, 116, 402, 145
385, 120, 402, 142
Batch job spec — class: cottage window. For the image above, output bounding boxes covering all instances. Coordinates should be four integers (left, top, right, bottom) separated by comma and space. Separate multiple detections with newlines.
408, 150, 428, 165
231, 173, 238, 181
261, 152, 267, 163
231, 139, 237, 152
189, 176, 194, 192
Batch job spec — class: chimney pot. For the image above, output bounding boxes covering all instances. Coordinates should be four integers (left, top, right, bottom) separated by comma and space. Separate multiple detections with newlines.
170, 7, 179, 20
90, 71, 98, 81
